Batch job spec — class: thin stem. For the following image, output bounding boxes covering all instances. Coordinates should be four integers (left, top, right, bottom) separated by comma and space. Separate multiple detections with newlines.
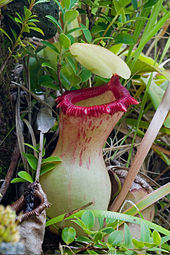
97, 15, 118, 45
35, 131, 44, 181
145, 20, 169, 56
57, 63, 63, 94
0, 142, 20, 202
12, 81, 57, 115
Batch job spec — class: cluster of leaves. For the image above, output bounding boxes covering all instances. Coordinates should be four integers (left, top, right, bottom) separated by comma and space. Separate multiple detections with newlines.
0, 0, 13, 8
59, 210, 170, 254
11, 142, 62, 183
0, 0, 44, 73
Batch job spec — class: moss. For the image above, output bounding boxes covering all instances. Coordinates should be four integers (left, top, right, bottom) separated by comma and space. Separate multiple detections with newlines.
0, 206, 20, 243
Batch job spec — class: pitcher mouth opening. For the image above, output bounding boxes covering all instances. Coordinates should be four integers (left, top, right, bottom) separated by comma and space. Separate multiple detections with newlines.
56, 75, 138, 117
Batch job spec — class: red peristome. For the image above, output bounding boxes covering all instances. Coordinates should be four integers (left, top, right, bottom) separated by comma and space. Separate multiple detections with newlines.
56, 75, 138, 117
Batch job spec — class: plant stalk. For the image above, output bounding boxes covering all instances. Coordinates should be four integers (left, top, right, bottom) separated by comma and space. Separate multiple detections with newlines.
35, 131, 44, 182
110, 83, 170, 212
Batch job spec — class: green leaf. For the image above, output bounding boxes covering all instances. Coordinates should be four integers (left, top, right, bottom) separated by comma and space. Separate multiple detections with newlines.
115, 33, 134, 45
40, 162, 57, 176
144, 0, 159, 8
161, 236, 170, 245
148, 82, 170, 128
41, 62, 55, 70
143, 242, 156, 248
59, 33, 71, 49
72, 218, 87, 230
131, 0, 138, 9
41, 40, 60, 54
42, 156, 62, 164
140, 222, 151, 242
87, 250, 98, 254
125, 251, 135, 255
148, 247, 169, 253
132, 238, 145, 249
11, 177, 27, 184
29, 26, 44, 36
110, 44, 123, 54
62, 227, 76, 245
108, 230, 124, 245
75, 236, 92, 244
66, 56, 76, 74
24, 7, 32, 19
22, 153, 38, 170
113, 0, 122, 15
14, 17, 22, 24
24, 143, 39, 152
0, 28, 13, 44
80, 24, 92, 43
131, 55, 170, 80
23, 24, 30, 33
153, 230, 161, 245
34, 0, 50, 6
94, 232, 103, 243
80, 69, 91, 82
46, 209, 170, 237
28, 18, 39, 23
101, 227, 114, 234
64, 10, 79, 24
62, 0, 70, 9
125, 118, 170, 135
98, 217, 104, 229
124, 250, 137, 255
135, 12, 170, 58
67, 27, 82, 35
53, 0, 64, 14
124, 223, 133, 248
81, 210, 95, 229
18, 171, 33, 183
46, 15, 62, 31
16, 12, 22, 21
0, 0, 13, 8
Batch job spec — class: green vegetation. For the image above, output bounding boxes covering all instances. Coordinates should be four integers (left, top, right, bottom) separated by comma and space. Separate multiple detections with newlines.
0, 0, 169, 254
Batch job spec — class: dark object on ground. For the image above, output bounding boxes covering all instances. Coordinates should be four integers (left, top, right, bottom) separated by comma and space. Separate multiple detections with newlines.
2, 0, 59, 39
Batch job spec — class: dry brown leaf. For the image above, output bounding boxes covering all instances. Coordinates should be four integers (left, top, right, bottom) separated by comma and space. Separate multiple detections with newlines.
19, 210, 46, 255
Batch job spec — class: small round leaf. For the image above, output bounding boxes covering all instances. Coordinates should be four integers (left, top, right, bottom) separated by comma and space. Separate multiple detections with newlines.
62, 227, 76, 245
108, 230, 124, 245
153, 230, 161, 245
18, 171, 33, 183
81, 210, 95, 229
59, 33, 71, 49
132, 238, 145, 249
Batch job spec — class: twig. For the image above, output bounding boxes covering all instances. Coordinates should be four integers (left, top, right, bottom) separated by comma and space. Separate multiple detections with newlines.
64, 201, 93, 219
110, 84, 170, 212
103, 143, 140, 152
35, 131, 44, 182
15, 93, 28, 170
154, 165, 170, 182
146, 19, 170, 56
0, 55, 11, 76
57, 63, 63, 94
12, 81, 57, 115
0, 142, 20, 202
